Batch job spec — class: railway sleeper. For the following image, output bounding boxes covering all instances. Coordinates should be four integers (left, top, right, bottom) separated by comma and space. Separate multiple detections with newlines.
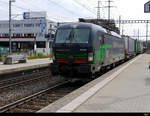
46, 97, 62, 101
8, 107, 36, 113
17, 104, 42, 111
33, 99, 50, 104
50, 91, 71, 94
47, 94, 65, 98
36, 98, 52, 102
30, 101, 48, 107
39, 96, 60, 101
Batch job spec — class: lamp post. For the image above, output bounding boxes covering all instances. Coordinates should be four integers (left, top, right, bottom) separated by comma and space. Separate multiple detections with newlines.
9, 0, 15, 55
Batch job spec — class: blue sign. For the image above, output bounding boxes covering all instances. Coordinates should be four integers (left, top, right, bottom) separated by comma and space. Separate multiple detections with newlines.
39, 19, 46, 36
23, 12, 30, 19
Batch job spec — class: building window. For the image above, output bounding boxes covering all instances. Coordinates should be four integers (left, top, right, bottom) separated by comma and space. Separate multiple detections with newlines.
2, 33, 9, 37
13, 24, 21, 28
13, 33, 23, 37
24, 24, 34, 27
24, 33, 34, 36
36, 23, 41, 27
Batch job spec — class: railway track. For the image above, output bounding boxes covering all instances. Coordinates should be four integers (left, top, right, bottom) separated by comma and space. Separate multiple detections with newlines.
0, 66, 49, 81
0, 68, 50, 92
0, 81, 86, 112
0, 56, 134, 113
0, 67, 55, 107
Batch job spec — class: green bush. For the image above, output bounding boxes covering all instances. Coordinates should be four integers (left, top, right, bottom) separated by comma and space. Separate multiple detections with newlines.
27, 53, 51, 60
0, 53, 51, 62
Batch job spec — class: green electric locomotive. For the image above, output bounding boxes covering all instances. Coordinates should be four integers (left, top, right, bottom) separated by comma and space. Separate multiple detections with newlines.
51, 22, 125, 78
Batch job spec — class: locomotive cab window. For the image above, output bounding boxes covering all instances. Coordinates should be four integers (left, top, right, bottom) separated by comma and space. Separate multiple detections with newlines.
55, 29, 72, 43
72, 29, 90, 43
55, 28, 90, 44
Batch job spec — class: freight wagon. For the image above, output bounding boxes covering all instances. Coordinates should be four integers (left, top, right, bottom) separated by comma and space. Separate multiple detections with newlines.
134, 40, 144, 54
138, 41, 144, 53
123, 36, 135, 59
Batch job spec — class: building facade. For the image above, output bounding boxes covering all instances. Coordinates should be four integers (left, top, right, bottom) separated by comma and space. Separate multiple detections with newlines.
0, 11, 57, 53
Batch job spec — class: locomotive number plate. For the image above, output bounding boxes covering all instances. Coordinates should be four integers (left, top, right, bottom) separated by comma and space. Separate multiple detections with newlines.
69, 55, 73, 59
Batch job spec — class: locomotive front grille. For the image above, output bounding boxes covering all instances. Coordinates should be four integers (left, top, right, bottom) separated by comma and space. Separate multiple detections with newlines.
55, 53, 88, 64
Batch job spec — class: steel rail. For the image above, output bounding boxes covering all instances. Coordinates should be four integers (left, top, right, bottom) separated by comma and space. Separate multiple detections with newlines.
0, 69, 49, 87
0, 73, 50, 91
0, 81, 69, 112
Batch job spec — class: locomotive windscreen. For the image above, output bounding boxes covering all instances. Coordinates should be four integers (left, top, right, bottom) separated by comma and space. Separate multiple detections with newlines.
55, 28, 90, 44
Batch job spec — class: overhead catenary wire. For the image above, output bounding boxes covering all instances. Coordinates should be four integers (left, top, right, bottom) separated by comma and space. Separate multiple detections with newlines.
20, 0, 69, 21
0, 0, 120, 22
18, 0, 80, 21
0, 0, 99, 21
92, 0, 108, 19
21, 0, 67, 21
47, 0, 80, 21
99, 0, 106, 18
48, 0, 81, 18
0, 0, 72, 21
0, 0, 31, 11
71, 0, 96, 16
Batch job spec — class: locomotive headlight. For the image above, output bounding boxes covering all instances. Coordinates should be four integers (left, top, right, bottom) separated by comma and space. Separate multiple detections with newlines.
88, 53, 94, 62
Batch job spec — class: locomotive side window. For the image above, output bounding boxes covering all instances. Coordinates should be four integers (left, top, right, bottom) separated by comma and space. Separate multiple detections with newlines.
94, 31, 100, 49
100, 35, 104, 44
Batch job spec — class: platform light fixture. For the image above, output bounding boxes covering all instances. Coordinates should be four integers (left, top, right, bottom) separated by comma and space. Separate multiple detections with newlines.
9, 0, 16, 55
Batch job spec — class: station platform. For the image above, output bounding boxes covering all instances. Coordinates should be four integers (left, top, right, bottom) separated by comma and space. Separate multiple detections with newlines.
38, 54, 150, 112
0, 58, 51, 75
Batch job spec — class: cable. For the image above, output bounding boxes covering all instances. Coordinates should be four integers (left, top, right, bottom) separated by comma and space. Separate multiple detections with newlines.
46, 0, 80, 21
113, 0, 121, 16
0, 0, 98, 21
71, 0, 96, 16
20, 0, 43, 11
85, 0, 107, 19
48, 0, 80, 17
19, 0, 79, 20
0, 0, 31, 11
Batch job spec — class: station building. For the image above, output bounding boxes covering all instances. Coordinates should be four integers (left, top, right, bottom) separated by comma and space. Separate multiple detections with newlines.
0, 11, 57, 54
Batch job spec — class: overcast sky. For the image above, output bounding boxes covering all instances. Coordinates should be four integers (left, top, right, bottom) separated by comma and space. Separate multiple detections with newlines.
0, 0, 150, 40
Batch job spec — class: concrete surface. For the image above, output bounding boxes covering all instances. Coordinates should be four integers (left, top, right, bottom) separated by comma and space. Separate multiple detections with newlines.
0, 58, 52, 75
38, 54, 150, 112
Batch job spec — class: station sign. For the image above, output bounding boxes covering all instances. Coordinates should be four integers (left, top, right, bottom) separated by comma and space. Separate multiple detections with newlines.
144, 1, 150, 13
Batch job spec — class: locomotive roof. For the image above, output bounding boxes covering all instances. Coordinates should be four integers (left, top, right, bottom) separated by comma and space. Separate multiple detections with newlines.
110, 31, 121, 38
58, 22, 121, 38
58, 22, 107, 33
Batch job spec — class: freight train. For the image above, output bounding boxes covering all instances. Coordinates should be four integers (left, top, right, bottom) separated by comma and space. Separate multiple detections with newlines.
50, 22, 144, 80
